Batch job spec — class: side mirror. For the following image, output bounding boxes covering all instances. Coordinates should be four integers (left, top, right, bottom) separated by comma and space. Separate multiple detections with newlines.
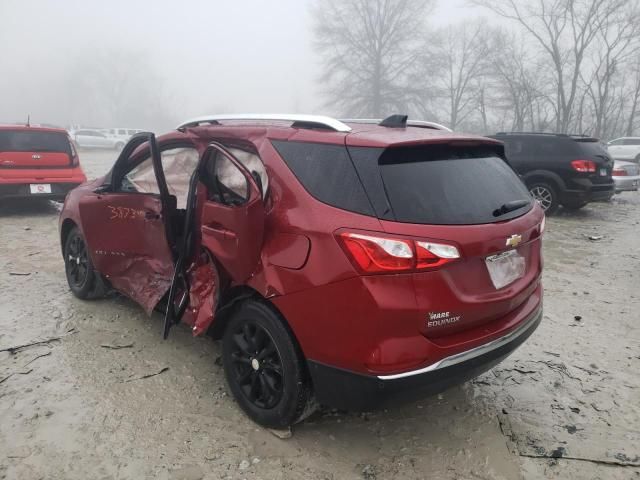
93, 184, 111, 194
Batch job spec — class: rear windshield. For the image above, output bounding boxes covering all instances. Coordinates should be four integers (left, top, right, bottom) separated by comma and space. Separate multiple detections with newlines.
273, 140, 532, 225
0, 130, 71, 154
575, 139, 608, 157
377, 145, 532, 224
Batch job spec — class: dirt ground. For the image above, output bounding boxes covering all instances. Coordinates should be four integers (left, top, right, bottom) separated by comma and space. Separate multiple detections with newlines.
1, 151, 639, 480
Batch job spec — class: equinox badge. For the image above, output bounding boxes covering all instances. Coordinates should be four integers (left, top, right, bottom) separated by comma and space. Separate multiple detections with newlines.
506, 234, 523, 248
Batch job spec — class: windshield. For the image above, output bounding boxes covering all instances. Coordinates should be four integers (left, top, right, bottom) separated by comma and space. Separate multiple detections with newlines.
377, 145, 533, 225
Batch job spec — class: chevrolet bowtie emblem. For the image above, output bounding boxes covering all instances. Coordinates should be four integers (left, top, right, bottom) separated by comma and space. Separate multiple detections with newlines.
506, 234, 523, 248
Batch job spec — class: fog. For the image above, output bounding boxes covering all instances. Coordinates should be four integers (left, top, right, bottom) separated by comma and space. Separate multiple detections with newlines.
0, 0, 474, 131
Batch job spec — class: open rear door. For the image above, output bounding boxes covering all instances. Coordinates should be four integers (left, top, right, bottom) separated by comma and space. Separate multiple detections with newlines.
163, 142, 265, 338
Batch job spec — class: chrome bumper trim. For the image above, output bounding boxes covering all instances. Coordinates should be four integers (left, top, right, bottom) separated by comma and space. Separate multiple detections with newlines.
377, 307, 542, 380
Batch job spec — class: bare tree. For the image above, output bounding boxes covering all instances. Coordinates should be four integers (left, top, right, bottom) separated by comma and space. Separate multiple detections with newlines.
313, 0, 433, 117
471, 0, 628, 133
582, 2, 640, 137
65, 49, 173, 130
412, 21, 492, 130
489, 30, 550, 132
625, 60, 640, 136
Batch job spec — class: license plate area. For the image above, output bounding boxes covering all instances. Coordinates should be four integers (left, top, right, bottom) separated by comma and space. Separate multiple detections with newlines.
599, 168, 607, 176
29, 184, 51, 194
485, 250, 525, 290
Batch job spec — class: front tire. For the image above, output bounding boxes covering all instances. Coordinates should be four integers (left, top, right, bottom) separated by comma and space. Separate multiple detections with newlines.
64, 227, 108, 299
222, 300, 314, 428
528, 182, 559, 214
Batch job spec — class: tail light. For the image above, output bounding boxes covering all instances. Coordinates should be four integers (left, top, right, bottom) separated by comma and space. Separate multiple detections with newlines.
337, 232, 460, 273
612, 167, 627, 176
571, 160, 596, 173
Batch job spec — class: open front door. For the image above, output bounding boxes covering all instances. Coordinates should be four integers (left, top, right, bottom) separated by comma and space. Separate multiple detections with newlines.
78, 133, 177, 314
163, 142, 265, 338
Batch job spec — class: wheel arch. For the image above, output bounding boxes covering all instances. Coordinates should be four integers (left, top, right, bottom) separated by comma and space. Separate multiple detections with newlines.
60, 218, 78, 257
522, 170, 566, 193
209, 285, 307, 361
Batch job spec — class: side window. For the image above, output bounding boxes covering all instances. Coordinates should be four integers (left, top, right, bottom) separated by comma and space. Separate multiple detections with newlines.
120, 146, 200, 208
503, 139, 524, 158
609, 139, 623, 146
627, 139, 640, 146
271, 140, 374, 216
209, 153, 249, 205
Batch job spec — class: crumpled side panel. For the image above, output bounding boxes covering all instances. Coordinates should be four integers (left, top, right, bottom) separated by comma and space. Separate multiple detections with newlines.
110, 255, 173, 316
181, 256, 218, 336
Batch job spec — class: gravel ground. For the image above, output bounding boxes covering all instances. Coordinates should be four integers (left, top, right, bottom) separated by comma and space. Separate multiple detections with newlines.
0, 151, 638, 479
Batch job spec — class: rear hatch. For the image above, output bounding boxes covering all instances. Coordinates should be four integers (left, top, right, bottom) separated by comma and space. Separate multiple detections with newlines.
347, 140, 544, 339
0, 129, 74, 168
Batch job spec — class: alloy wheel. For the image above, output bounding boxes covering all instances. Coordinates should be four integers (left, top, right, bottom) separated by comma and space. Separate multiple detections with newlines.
229, 322, 284, 409
66, 234, 89, 288
530, 186, 553, 211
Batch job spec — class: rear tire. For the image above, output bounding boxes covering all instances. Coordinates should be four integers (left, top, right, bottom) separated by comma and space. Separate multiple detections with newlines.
64, 227, 108, 299
528, 182, 559, 214
222, 300, 314, 428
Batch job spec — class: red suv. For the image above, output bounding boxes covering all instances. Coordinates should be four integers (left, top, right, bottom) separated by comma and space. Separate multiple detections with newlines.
0, 125, 86, 201
58, 115, 544, 428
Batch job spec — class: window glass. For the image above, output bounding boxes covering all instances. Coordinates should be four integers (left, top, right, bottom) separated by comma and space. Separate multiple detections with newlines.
0, 130, 71, 153
502, 139, 524, 157
377, 145, 531, 225
624, 138, 640, 145
121, 147, 199, 208
226, 147, 268, 195
608, 139, 623, 146
271, 140, 373, 216
532, 137, 576, 156
212, 153, 249, 204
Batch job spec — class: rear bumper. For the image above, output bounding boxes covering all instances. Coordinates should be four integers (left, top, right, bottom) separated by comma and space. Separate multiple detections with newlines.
0, 182, 83, 200
561, 182, 614, 203
613, 175, 640, 192
307, 305, 542, 411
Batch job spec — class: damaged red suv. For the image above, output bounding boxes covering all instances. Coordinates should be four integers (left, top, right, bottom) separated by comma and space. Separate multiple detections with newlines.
59, 114, 544, 428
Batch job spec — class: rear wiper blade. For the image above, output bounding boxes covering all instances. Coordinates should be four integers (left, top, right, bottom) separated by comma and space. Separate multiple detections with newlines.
493, 199, 530, 217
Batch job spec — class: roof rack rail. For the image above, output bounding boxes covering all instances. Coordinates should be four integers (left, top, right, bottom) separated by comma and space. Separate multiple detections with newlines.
176, 114, 352, 133
495, 131, 595, 139
494, 131, 564, 136
340, 118, 452, 132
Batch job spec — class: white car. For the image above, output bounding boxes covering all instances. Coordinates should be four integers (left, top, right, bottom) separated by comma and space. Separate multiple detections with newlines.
72, 129, 120, 150
103, 128, 145, 150
606, 137, 640, 162
612, 160, 640, 193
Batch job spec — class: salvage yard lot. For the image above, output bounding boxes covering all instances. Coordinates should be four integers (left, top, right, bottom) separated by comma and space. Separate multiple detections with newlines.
1, 151, 639, 479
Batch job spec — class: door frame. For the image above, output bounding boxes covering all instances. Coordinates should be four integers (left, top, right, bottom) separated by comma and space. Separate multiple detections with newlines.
162, 141, 265, 338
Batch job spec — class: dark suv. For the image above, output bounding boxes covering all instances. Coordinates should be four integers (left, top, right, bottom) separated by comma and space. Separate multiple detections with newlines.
491, 133, 614, 213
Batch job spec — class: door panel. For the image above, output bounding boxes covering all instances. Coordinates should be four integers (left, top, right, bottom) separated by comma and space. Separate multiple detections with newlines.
78, 132, 177, 314
79, 193, 174, 313
199, 143, 265, 282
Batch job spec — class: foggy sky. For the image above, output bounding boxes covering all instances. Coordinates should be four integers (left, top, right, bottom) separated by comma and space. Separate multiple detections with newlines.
0, 0, 481, 130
